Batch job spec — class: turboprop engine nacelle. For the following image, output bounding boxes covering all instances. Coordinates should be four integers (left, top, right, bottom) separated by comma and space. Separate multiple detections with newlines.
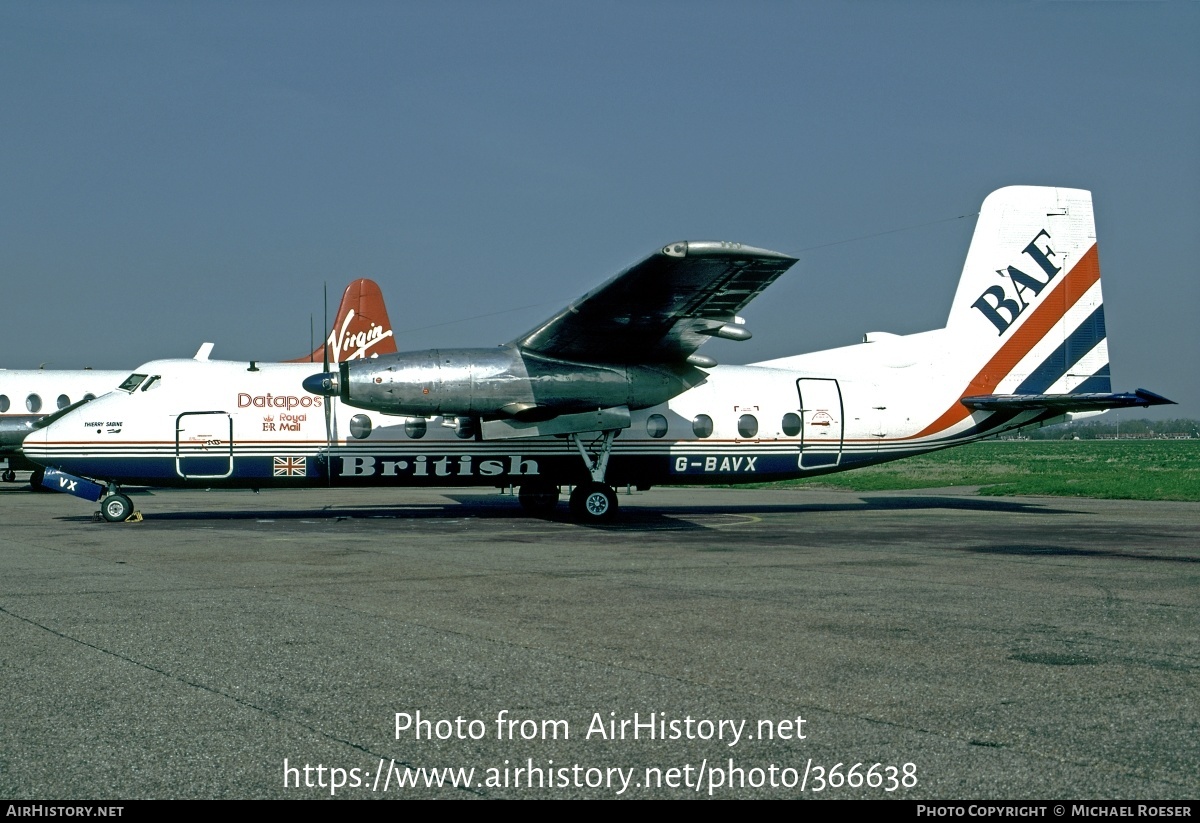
302, 346, 697, 422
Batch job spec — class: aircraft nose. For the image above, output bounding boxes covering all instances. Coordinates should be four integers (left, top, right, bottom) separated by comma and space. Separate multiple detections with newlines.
302, 371, 339, 396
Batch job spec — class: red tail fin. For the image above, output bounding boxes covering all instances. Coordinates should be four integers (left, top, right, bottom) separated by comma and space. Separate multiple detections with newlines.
287, 279, 398, 363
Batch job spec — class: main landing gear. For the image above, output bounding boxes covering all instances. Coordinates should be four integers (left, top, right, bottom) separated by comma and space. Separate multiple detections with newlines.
518, 429, 622, 522
1, 469, 16, 483
568, 429, 620, 521
516, 429, 622, 521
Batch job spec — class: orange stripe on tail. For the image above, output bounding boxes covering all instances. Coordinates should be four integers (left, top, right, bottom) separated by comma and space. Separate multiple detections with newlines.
911, 243, 1101, 439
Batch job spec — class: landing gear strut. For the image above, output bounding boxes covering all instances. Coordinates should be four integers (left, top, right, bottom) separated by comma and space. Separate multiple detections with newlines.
567, 430, 620, 521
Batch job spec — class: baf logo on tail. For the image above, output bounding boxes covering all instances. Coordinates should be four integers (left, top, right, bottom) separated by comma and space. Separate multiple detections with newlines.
972, 229, 1062, 335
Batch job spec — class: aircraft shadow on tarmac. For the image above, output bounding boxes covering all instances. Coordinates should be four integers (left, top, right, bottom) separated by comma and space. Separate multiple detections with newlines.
965, 543, 1200, 563
46, 492, 1083, 532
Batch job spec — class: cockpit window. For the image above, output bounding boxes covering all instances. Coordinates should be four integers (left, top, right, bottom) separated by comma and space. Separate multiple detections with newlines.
119, 373, 148, 392
140, 375, 161, 391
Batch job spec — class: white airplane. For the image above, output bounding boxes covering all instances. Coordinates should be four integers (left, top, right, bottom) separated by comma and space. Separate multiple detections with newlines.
24, 186, 1171, 522
2, 278, 398, 484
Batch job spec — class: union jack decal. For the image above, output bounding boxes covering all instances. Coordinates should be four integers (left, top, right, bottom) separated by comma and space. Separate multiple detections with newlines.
273, 457, 307, 477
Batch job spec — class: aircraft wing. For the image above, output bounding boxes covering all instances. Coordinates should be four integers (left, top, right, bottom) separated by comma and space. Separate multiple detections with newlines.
514, 241, 798, 365
960, 389, 1174, 412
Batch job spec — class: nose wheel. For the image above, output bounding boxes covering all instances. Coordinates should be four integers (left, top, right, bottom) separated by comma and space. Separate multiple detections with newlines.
100, 492, 135, 523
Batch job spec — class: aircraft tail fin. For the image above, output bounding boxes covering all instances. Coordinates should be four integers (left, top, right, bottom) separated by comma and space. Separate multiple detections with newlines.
945, 186, 1110, 398
904, 186, 1162, 440
288, 279, 398, 363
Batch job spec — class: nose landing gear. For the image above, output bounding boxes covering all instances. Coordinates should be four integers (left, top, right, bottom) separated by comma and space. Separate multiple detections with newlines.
100, 491, 135, 523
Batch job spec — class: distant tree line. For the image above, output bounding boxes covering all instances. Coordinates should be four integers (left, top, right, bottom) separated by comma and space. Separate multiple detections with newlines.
1019, 418, 1200, 440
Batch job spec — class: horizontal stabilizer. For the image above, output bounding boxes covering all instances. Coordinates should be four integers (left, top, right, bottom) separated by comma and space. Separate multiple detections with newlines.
961, 389, 1175, 412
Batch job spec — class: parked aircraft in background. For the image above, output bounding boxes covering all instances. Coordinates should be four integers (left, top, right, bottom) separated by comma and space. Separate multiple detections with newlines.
2, 278, 397, 483
283, 278, 397, 365
25, 187, 1171, 521
1, 369, 127, 481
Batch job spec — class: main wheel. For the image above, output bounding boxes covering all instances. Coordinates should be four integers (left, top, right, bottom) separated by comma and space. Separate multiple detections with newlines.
101, 493, 134, 523
518, 483, 560, 515
1, 469, 15, 482
569, 482, 618, 521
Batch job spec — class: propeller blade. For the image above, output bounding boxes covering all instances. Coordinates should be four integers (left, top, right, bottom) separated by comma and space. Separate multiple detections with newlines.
323, 283, 333, 486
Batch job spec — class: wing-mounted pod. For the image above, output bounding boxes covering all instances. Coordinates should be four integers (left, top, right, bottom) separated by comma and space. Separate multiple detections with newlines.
302, 241, 798, 440
300, 346, 694, 439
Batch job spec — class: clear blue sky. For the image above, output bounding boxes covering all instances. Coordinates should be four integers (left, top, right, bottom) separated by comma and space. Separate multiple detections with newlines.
3, 1, 1197, 416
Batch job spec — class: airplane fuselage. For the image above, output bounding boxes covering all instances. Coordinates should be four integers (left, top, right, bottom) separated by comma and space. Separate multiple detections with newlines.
20, 347, 1059, 492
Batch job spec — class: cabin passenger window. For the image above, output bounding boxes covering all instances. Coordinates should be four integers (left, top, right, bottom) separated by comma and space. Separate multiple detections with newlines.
404, 417, 427, 439
782, 412, 801, 437
349, 414, 372, 440
0, 395, 8, 413
737, 414, 758, 438
26, 394, 42, 413
119, 374, 147, 392
57, 394, 71, 410
692, 414, 713, 438
646, 414, 668, 438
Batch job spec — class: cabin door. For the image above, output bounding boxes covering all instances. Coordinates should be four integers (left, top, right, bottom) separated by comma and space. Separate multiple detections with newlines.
175, 411, 234, 479
796, 378, 844, 470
